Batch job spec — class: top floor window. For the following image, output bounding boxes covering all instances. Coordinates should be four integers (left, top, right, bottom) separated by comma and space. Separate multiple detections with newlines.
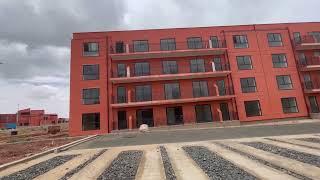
83, 42, 99, 56
233, 35, 248, 48
293, 32, 301, 43
268, 33, 283, 47
160, 38, 176, 51
115, 41, 125, 53
135, 62, 150, 76
187, 37, 202, 49
210, 36, 219, 48
133, 40, 149, 52
308, 32, 320, 43
190, 59, 205, 73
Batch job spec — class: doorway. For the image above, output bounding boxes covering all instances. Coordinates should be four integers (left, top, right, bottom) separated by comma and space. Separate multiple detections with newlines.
118, 111, 127, 130
166, 106, 183, 125
220, 103, 231, 121
136, 109, 154, 127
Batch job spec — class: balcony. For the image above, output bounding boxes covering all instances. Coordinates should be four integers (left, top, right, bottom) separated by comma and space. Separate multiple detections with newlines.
109, 40, 227, 60
111, 87, 235, 108
299, 56, 320, 71
295, 35, 320, 50
111, 63, 231, 84
303, 81, 320, 94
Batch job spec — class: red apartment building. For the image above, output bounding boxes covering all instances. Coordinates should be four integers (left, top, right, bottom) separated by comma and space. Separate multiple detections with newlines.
70, 22, 320, 136
0, 108, 58, 128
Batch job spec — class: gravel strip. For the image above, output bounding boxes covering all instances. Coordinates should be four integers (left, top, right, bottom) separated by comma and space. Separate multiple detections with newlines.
0, 155, 77, 180
97, 150, 143, 180
215, 143, 310, 180
296, 138, 320, 144
183, 146, 256, 180
243, 142, 320, 167
159, 146, 176, 180
60, 149, 107, 180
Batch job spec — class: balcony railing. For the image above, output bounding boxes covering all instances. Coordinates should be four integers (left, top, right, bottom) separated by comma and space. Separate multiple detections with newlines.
110, 40, 227, 54
303, 81, 320, 90
295, 35, 320, 45
299, 56, 320, 67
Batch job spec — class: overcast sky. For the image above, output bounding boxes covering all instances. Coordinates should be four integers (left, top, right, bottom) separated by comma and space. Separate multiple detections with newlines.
0, 0, 319, 117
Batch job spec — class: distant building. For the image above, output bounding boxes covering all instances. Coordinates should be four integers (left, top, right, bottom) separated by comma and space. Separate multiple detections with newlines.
0, 108, 59, 128
70, 22, 320, 136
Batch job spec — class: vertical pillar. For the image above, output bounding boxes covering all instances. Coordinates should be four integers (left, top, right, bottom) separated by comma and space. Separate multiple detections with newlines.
126, 44, 130, 53
209, 39, 213, 48
211, 61, 216, 72
128, 89, 131, 103
128, 115, 133, 130
214, 83, 219, 96
126, 66, 130, 77
217, 108, 223, 122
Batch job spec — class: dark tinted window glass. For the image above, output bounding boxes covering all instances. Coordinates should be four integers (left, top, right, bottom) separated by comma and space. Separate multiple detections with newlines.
117, 64, 127, 77
83, 42, 99, 56
268, 33, 283, 47
163, 61, 178, 74
135, 62, 150, 76
82, 88, 99, 105
115, 41, 125, 53
187, 37, 202, 49
82, 113, 100, 131
309, 96, 320, 113
237, 56, 252, 70
165, 83, 180, 99
193, 81, 209, 97
117, 86, 126, 103
240, 77, 257, 93
135, 85, 152, 102
160, 39, 176, 51
272, 54, 288, 68
276, 75, 293, 90
190, 59, 205, 73
213, 57, 222, 71
244, 100, 262, 117
133, 40, 149, 52
294, 32, 301, 43
217, 80, 226, 96
281, 97, 298, 113
195, 105, 212, 122
233, 35, 248, 48
83, 64, 99, 80
298, 53, 307, 65
210, 36, 219, 48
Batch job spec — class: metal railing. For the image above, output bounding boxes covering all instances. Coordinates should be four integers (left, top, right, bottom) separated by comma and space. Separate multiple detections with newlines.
295, 35, 320, 45
110, 40, 227, 54
299, 56, 320, 67
303, 81, 320, 90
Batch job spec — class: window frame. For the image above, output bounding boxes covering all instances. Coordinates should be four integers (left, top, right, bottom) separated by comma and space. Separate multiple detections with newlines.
133, 40, 149, 52
83, 42, 99, 56
190, 59, 205, 73
117, 86, 127, 103
82, 64, 99, 80
192, 81, 209, 97
272, 54, 288, 68
82, 88, 100, 105
236, 56, 253, 70
82, 113, 100, 131
163, 60, 178, 74
276, 75, 293, 90
160, 38, 176, 51
117, 63, 127, 77
135, 85, 152, 102
244, 100, 262, 117
187, 37, 203, 49
281, 97, 299, 113
240, 77, 257, 93
233, 35, 249, 48
134, 62, 150, 76
164, 83, 181, 100
267, 33, 283, 47
195, 104, 213, 122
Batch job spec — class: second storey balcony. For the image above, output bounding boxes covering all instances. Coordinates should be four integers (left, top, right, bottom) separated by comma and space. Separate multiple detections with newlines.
298, 56, 320, 71
302, 81, 320, 94
109, 40, 227, 60
295, 35, 320, 50
110, 63, 231, 84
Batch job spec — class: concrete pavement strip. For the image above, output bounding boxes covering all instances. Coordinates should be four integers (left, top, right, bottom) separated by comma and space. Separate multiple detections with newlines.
268, 137, 320, 150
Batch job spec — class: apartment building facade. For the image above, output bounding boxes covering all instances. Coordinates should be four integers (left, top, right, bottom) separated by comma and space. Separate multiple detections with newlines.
70, 22, 320, 136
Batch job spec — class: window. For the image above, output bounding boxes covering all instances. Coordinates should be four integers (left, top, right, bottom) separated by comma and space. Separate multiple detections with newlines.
217, 80, 226, 96
213, 57, 222, 71
117, 86, 126, 103
268, 33, 283, 47
82, 113, 100, 131
276, 75, 293, 90
187, 37, 202, 49
135, 85, 152, 102
193, 81, 209, 97
134, 62, 150, 76
164, 83, 180, 99
83, 42, 99, 56
298, 53, 307, 65
293, 32, 301, 43
240, 77, 257, 93
160, 38, 176, 51
210, 36, 219, 48
117, 64, 127, 77
303, 74, 313, 89
244, 100, 262, 117
272, 54, 288, 68
83, 64, 99, 80
281, 97, 298, 113
133, 40, 149, 52
82, 88, 99, 105
195, 105, 213, 122
308, 32, 320, 43
233, 35, 248, 48
163, 61, 178, 74
115, 41, 125, 53
190, 59, 205, 73
237, 56, 253, 70
309, 96, 319, 113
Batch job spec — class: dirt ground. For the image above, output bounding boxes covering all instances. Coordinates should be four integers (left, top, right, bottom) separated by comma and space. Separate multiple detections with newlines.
0, 123, 83, 165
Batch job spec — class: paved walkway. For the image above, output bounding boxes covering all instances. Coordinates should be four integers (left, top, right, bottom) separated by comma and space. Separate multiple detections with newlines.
71, 120, 320, 149
1, 133, 320, 180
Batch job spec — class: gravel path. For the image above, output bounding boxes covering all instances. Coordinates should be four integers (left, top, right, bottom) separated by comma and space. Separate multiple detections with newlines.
159, 146, 176, 180
59, 149, 108, 180
215, 143, 310, 180
0, 155, 77, 180
97, 150, 143, 180
297, 138, 320, 144
183, 146, 256, 180
243, 142, 320, 167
